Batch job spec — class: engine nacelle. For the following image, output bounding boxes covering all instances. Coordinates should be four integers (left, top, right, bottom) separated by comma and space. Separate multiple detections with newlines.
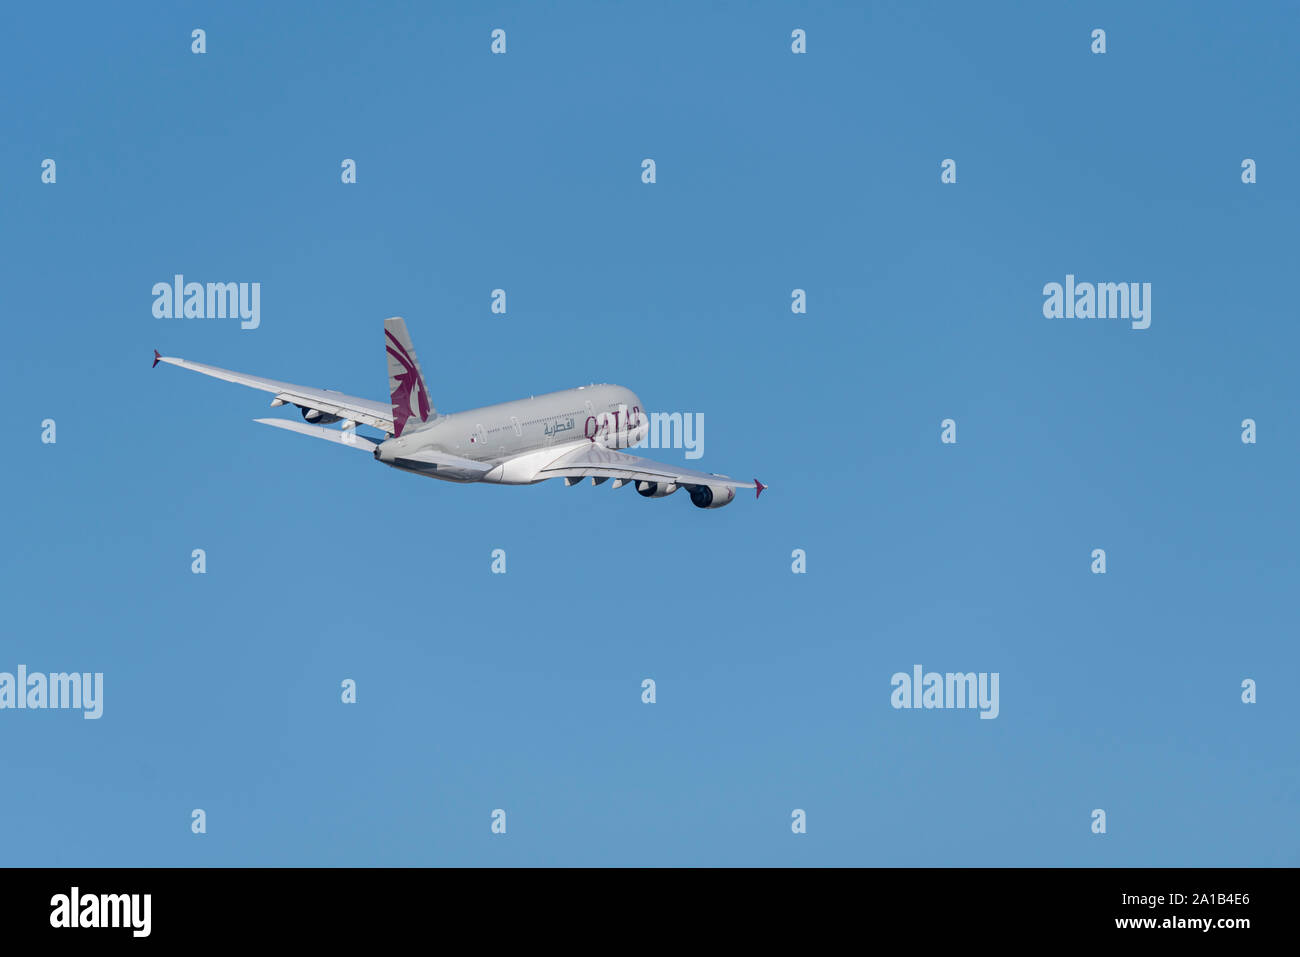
636, 481, 678, 498
299, 405, 342, 425
689, 484, 736, 509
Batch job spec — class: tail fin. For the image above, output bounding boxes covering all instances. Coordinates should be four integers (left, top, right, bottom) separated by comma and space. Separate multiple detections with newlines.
384, 316, 436, 435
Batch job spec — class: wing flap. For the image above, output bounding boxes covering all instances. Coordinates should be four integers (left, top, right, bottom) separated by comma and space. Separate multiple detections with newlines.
270, 391, 392, 431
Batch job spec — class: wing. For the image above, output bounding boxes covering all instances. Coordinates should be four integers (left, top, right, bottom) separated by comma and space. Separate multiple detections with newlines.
535, 444, 765, 495
154, 351, 393, 433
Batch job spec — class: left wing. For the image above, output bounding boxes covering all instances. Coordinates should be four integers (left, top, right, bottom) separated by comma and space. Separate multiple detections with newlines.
535, 443, 764, 496
154, 351, 394, 433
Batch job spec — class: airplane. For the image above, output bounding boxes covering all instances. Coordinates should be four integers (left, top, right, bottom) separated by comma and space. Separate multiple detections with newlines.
154, 317, 765, 509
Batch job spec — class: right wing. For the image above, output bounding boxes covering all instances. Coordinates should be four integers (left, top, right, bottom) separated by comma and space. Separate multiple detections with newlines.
154, 351, 394, 433
535, 443, 764, 495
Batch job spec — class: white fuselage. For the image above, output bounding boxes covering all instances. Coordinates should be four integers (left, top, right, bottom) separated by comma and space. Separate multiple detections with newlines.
374, 384, 649, 484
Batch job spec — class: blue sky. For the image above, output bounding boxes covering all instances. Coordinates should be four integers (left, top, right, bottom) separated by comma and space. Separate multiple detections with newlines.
1, 1, 1296, 866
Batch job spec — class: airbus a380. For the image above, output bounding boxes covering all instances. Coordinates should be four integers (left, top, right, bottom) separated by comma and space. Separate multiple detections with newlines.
155, 317, 764, 509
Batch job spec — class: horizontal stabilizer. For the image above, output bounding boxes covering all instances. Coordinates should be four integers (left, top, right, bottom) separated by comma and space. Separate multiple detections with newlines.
384, 446, 493, 479
253, 417, 378, 452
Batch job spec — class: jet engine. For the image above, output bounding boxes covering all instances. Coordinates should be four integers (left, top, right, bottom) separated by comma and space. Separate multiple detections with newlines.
636, 481, 678, 498
688, 484, 736, 509
298, 405, 342, 425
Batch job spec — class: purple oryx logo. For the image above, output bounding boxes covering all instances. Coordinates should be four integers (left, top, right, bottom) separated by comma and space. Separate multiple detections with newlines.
385, 330, 431, 436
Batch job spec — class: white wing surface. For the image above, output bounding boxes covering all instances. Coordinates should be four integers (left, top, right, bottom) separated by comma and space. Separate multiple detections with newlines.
154, 352, 393, 433
535, 444, 764, 495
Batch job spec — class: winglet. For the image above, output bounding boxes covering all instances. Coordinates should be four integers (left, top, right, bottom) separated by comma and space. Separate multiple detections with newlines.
152, 349, 161, 368
755, 479, 766, 499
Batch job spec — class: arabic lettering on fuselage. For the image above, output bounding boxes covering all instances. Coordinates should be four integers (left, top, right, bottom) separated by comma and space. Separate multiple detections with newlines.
543, 417, 575, 437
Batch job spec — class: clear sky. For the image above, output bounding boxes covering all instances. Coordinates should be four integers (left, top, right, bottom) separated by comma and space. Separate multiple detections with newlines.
2, 1, 1296, 866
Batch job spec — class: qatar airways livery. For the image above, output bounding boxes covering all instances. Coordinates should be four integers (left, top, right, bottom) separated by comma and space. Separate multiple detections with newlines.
154, 317, 764, 509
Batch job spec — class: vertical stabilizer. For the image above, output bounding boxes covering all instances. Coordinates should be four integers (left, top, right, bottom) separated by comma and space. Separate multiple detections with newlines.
384, 316, 436, 435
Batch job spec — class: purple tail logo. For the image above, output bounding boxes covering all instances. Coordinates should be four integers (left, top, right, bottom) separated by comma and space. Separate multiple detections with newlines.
386, 330, 431, 435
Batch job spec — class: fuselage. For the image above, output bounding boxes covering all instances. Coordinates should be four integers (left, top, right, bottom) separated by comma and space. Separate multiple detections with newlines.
374, 384, 648, 484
